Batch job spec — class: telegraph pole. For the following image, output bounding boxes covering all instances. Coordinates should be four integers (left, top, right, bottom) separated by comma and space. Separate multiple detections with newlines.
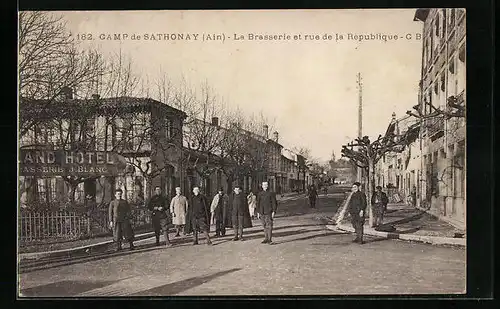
356, 73, 363, 182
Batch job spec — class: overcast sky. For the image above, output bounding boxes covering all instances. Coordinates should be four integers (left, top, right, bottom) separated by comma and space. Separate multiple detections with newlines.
60, 9, 424, 162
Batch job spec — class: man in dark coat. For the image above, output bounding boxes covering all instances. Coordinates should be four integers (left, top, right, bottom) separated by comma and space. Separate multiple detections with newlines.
210, 188, 230, 237
257, 181, 277, 244
146, 186, 172, 247
108, 189, 135, 251
190, 186, 213, 246
371, 185, 389, 227
308, 185, 318, 208
348, 182, 367, 244
230, 185, 252, 241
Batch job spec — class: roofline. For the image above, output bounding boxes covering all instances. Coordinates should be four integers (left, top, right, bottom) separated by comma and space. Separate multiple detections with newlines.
413, 8, 430, 22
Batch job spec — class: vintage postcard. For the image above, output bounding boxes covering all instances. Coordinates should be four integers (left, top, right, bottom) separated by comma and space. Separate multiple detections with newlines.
17, 9, 466, 297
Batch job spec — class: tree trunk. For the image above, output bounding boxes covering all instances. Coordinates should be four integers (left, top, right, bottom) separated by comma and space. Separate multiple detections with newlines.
226, 174, 234, 194
367, 159, 376, 227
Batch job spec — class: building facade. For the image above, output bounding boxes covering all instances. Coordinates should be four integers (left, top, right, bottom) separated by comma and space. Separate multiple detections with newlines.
19, 93, 186, 210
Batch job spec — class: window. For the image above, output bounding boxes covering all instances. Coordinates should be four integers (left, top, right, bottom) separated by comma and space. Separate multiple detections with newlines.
441, 9, 447, 37
459, 44, 466, 63
165, 118, 173, 139
435, 15, 440, 38
448, 56, 455, 74
37, 178, 47, 203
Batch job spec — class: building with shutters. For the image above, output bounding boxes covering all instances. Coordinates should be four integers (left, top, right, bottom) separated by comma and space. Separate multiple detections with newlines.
18, 89, 186, 210
374, 9, 466, 229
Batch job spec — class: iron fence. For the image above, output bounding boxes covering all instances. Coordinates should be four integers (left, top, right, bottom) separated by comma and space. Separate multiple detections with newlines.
18, 207, 153, 244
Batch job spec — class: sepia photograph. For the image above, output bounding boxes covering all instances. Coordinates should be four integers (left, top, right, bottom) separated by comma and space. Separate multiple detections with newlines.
17, 9, 467, 297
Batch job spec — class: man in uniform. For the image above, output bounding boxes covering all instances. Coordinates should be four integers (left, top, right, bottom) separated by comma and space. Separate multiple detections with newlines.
108, 189, 135, 251
231, 185, 252, 241
210, 188, 229, 237
257, 181, 277, 244
190, 186, 213, 246
308, 185, 318, 208
348, 182, 367, 244
371, 185, 389, 227
147, 186, 172, 247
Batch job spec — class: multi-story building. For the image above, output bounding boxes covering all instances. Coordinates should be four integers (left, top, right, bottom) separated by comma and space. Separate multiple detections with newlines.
376, 113, 421, 203
19, 90, 187, 209
411, 9, 466, 229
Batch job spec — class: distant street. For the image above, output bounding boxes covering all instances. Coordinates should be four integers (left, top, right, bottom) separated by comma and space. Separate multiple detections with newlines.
19, 186, 465, 296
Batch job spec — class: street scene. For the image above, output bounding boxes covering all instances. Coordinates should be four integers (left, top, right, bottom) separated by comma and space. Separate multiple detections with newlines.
18, 9, 466, 297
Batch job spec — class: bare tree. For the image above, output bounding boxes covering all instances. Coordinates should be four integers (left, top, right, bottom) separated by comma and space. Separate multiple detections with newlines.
340, 123, 419, 226
18, 11, 106, 137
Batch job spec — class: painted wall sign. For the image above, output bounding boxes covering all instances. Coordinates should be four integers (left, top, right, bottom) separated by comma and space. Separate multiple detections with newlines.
19, 150, 128, 177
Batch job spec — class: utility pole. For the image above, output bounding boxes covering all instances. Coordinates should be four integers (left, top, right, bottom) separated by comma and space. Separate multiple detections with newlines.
356, 72, 363, 182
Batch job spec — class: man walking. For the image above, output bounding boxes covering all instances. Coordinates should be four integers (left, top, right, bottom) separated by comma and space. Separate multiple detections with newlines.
210, 188, 229, 237
190, 186, 213, 246
170, 186, 188, 237
308, 185, 318, 208
147, 186, 172, 247
108, 189, 135, 251
371, 185, 389, 227
257, 181, 277, 244
231, 185, 252, 241
348, 182, 367, 244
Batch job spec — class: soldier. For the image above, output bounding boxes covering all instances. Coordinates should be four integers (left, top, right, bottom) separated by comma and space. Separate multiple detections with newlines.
348, 182, 367, 244
210, 188, 229, 237
308, 185, 318, 208
231, 185, 252, 241
190, 186, 213, 246
257, 181, 277, 244
371, 185, 389, 227
147, 186, 172, 247
108, 189, 135, 251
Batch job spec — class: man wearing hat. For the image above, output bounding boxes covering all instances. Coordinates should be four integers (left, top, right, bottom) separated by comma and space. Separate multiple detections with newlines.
256, 181, 278, 244
190, 186, 213, 246
108, 189, 135, 251
230, 185, 252, 241
210, 187, 230, 237
348, 182, 367, 244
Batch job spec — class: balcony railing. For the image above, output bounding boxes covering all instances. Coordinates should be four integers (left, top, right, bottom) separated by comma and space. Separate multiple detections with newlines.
426, 116, 445, 137
456, 90, 465, 105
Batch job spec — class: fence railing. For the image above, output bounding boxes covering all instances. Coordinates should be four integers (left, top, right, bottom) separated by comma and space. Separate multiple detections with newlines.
18, 207, 153, 244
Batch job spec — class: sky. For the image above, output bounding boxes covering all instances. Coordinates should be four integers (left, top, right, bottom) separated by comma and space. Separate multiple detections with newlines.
59, 9, 424, 162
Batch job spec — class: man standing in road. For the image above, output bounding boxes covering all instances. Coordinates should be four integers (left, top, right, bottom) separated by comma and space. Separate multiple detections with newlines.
147, 186, 172, 247
348, 182, 367, 244
108, 189, 135, 251
190, 186, 213, 246
210, 188, 229, 237
231, 185, 252, 241
170, 186, 188, 237
371, 185, 389, 227
257, 181, 277, 244
308, 185, 318, 208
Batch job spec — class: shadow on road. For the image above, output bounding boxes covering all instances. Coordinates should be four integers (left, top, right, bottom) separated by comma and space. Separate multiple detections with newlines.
19, 279, 123, 297
132, 268, 242, 296
273, 231, 343, 245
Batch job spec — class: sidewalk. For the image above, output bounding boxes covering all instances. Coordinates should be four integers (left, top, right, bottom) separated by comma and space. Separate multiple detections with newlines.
326, 202, 466, 247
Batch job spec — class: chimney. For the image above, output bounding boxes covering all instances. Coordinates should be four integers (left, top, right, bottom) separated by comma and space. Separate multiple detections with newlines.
391, 112, 397, 122
61, 87, 73, 100
263, 125, 269, 139
273, 131, 279, 142
92, 94, 100, 100
211, 117, 219, 127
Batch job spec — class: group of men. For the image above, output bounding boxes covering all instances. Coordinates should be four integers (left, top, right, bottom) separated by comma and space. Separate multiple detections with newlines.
347, 182, 389, 244
108, 181, 278, 251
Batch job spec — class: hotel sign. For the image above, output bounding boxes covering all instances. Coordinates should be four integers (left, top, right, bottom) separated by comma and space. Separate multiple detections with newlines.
19, 150, 128, 177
